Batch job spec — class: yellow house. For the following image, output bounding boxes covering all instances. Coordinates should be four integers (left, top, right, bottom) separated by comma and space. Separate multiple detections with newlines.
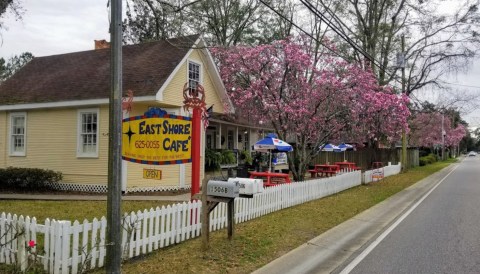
0, 35, 269, 193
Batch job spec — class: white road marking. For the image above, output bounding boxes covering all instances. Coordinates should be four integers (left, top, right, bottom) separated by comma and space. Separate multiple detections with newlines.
339, 165, 459, 274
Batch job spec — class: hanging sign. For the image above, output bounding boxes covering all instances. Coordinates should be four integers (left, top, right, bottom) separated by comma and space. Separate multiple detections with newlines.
122, 110, 192, 165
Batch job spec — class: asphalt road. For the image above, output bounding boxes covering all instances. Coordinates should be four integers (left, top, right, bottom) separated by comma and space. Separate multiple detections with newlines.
344, 156, 480, 274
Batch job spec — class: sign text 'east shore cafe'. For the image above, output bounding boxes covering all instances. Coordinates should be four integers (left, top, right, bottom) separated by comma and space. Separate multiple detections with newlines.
122, 109, 192, 165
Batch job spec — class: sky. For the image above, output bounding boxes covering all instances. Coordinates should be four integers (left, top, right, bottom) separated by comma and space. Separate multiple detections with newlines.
1, 0, 480, 127
0, 0, 110, 58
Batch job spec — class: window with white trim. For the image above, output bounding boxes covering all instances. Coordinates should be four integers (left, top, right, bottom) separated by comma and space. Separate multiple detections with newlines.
188, 61, 201, 93
77, 109, 99, 157
10, 112, 26, 156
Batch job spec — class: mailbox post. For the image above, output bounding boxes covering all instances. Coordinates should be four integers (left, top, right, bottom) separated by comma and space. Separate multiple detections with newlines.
197, 178, 263, 250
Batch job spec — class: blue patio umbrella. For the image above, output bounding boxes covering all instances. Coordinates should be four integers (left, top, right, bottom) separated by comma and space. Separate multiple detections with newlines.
321, 143, 339, 163
334, 143, 354, 161
254, 133, 293, 171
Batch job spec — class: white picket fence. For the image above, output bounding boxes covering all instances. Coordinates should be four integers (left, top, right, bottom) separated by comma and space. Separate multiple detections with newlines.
363, 162, 402, 184
1, 171, 362, 274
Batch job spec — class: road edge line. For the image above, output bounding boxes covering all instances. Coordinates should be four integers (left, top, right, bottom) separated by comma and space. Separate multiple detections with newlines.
339, 164, 459, 274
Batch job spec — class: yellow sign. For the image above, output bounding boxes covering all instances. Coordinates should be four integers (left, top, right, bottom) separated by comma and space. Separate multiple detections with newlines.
143, 169, 162, 180
122, 115, 192, 165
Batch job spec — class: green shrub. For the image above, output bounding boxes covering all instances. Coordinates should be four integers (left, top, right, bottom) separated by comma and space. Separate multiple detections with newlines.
0, 167, 63, 191
419, 154, 437, 166
205, 149, 238, 171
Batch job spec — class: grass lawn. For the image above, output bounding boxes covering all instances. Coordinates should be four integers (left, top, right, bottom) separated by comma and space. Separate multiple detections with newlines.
0, 159, 456, 274
0, 200, 177, 223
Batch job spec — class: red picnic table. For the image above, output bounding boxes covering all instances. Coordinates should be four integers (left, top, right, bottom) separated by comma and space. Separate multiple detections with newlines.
308, 164, 340, 178
371, 162, 383, 169
334, 162, 360, 171
249, 171, 291, 187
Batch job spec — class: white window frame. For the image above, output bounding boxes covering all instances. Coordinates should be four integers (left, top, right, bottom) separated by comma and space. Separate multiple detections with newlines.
77, 108, 99, 158
187, 60, 202, 93
9, 112, 27, 156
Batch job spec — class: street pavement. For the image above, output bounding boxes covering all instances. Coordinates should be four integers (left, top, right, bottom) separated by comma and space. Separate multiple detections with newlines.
346, 156, 480, 273
253, 160, 459, 274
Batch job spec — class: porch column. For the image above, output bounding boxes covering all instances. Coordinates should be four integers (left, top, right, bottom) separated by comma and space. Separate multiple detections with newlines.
217, 124, 222, 149
234, 127, 239, 150
248, 128, 253, 151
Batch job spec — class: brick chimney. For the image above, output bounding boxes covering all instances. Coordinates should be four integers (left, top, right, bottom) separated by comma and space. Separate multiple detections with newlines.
94, 40, 110, 50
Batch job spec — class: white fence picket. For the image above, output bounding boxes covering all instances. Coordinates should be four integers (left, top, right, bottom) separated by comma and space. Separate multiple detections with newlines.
165, 205, 172, 247
185, 202, 192, 240
134, 211, 142, 257
5, 213, 14, 264
98, 217, 107, 267
71, 220, 80, 274
159, 206, 166, 248
141, 209, 148, 255
61, 221, 71, 274
80, 219, 89, 270
90, 218, 99, 269
53, 220, 62, 274
153, 207, 161, 250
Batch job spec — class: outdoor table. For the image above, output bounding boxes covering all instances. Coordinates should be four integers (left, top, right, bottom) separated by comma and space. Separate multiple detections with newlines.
334, 162, 359, 171
249, 171, 291, 187
309, 164, 339, 178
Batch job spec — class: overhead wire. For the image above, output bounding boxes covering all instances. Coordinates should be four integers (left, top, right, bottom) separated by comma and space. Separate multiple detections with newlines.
300, 0, 376, 63
257, 0, 350, 61
438, 80, 480, 89
299, 0, 404, 88
258, 0, 404, 90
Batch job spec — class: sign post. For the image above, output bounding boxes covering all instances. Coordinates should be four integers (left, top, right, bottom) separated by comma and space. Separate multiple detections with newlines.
182, 83, 208, 199
191, 108, 202, 198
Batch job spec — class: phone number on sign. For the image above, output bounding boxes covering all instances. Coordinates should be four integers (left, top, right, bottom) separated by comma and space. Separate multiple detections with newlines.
135, 140, 160, 149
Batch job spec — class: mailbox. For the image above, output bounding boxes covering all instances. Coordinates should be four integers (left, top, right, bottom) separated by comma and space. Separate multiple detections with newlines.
207, 180, 239, 198
228, 178, 264, 195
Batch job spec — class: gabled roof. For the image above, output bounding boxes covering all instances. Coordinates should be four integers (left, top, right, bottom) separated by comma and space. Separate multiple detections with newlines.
0, 35, 201, 106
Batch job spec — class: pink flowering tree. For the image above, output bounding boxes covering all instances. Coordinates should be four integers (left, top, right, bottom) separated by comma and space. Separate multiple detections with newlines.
213, 37, 410, 180
333, 68, 410, 147
409, 112, 467, 153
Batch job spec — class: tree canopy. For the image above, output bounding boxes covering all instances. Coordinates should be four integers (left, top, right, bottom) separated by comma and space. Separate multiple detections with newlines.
213, 37, 409, 180
0, 0, 23, 32
122, 0, 295, 46
0, 52, 33, 83
409, 107, 467, 149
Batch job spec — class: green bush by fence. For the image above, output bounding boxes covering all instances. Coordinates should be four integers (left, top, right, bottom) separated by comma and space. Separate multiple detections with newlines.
0, 167, 63, 191
419, 154, 437, 166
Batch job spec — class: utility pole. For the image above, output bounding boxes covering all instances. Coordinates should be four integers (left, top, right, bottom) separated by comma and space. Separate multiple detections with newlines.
106, 0, 123, 273
399, 35, 408, 171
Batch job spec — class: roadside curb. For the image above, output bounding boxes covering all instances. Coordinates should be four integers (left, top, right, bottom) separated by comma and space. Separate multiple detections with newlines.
253, 163, 459, 274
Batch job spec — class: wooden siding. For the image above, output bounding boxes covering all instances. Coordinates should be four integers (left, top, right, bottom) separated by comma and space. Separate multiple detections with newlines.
161, 49, 224, 114
1, 107, 109, 184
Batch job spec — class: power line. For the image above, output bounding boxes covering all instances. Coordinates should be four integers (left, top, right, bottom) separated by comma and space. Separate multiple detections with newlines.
259, 0, 405, 89
299, 0, 404, 87
300, 0, 376, 64
439, 80, 480, 89
257, 0, 349, 61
